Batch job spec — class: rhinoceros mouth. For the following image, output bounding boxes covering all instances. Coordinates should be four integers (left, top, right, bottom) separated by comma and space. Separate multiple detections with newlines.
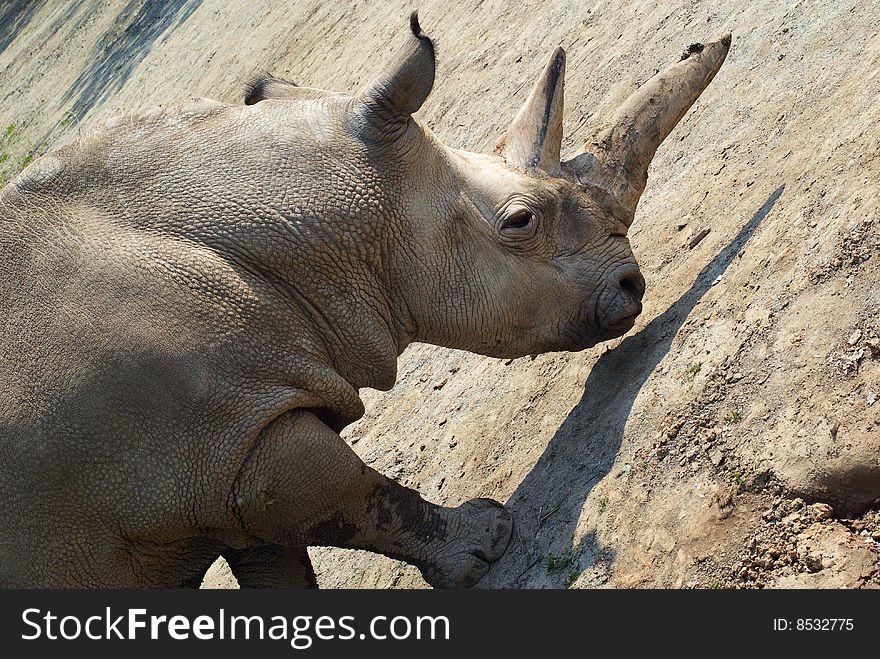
597, 295, 641, 332
600, 311, 638, 335
592, 285, 642, 341
555, 284, 639, 352
594, 265, 644, 333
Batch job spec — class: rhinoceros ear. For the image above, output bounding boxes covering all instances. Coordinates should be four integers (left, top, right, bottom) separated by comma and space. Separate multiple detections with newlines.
497, 47, 566, 176
244, 73, 300, 105
244, 73, 341, 105
357, 12, 435, 139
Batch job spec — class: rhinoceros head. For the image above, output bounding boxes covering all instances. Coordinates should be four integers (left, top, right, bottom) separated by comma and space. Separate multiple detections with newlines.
246, 14, 730, 359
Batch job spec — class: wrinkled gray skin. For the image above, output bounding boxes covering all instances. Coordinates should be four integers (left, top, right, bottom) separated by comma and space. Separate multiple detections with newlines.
0, 16, 730, 587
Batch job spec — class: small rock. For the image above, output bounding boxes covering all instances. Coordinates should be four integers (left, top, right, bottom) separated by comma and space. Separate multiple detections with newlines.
848, 329, 862, 345
698, 427, 719, 443
801, 552, 824, 573
866, 338, 880, 356
810, 503, 834, 521
867, 390, 876, 406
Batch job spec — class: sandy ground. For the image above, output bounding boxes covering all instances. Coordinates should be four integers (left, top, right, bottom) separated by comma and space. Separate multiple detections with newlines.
2, 0, 878, 588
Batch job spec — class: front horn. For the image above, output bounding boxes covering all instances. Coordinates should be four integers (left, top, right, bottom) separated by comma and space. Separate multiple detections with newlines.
565, 33, 732, 222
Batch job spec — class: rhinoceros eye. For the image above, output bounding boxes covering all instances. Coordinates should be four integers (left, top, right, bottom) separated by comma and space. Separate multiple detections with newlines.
502, 209, 534, 230
499, 209, 537, 239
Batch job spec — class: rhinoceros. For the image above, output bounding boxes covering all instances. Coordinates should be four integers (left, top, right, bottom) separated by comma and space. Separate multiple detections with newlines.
0, 15, 729, 587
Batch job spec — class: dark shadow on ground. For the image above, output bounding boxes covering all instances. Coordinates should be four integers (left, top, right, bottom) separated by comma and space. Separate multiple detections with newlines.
480, 185, 785, 588
0, 0, 100, 60
0, 0, 49, 56
61, 0, 204, 116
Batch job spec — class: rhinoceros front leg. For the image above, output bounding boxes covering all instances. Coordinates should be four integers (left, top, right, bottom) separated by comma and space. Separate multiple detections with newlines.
224, 544, 317, 588
232, 409, 512, 588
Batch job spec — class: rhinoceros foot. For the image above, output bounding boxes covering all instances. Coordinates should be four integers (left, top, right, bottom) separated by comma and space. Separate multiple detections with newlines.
421, 498, 513, 588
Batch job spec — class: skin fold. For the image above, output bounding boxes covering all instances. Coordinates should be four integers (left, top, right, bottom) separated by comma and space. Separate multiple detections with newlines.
0, 14, 730, 587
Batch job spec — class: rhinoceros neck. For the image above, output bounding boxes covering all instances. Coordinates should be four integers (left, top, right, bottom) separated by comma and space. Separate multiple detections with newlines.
85, 101, 416, 410
275, 264, 412, 393
187, 207, 413, 399
217, 188, 415, 397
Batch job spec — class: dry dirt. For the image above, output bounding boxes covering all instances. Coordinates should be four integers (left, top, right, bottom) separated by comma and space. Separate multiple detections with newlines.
1, 0, 878, 589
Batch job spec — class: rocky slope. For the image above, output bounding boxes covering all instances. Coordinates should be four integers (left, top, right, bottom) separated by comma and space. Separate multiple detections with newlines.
1, 0, 877, 588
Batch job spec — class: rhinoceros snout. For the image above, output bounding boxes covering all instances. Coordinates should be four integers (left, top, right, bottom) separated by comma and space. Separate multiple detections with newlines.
596, 265, 645, 334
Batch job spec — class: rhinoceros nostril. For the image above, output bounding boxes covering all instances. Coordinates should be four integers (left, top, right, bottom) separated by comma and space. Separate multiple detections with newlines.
618, 272, 646, 301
